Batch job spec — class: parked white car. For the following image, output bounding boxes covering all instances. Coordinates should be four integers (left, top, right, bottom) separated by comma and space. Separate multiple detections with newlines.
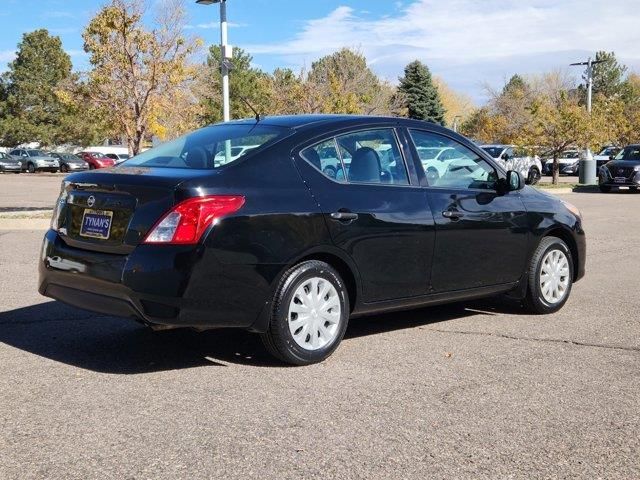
542, 150, 581, 176
480, 145, 542, 184
214, 145, 260, 166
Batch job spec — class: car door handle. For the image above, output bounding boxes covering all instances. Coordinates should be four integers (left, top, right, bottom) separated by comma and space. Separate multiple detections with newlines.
331, 211, 359, 221
442, 210, 464, 219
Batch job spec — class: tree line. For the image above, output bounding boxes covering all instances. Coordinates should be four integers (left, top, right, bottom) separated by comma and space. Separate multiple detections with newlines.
0, 0, 637, 185
0, 0, 452, 155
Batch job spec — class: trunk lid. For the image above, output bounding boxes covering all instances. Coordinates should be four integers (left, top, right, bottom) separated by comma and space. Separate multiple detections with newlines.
55, 166, 215, 254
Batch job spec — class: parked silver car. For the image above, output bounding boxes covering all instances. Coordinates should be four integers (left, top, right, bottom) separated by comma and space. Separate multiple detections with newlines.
481, 144, 542, 184
49, 152, 89, 173
0, 151, 22, 173
9, 148, 59, 173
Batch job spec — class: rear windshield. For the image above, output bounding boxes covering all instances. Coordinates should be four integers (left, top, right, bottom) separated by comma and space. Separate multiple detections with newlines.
123, 124, 290, 169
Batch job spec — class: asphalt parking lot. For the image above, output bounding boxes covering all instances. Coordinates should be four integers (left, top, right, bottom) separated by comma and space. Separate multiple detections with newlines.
0, 176, 638, 479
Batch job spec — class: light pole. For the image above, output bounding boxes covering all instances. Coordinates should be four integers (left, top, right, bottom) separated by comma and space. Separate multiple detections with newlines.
452, 115, 462, 133
570, 57, 605, 185
196, 0, 231, 122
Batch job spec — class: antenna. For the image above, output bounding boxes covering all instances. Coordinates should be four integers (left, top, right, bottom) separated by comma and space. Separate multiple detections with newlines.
239, 96, 262, 122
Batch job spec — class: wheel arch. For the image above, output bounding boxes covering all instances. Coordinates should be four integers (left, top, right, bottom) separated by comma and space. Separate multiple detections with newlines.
540, 226, 580, 281
248, 247, 361, 333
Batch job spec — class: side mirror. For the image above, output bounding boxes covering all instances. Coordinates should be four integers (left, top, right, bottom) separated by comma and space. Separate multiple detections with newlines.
609, 154, 615, 161
506, 170, 524, 191
501, 152, 509, 160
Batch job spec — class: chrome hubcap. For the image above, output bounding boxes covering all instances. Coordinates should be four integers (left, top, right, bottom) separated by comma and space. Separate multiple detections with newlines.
288, 277, 341, 351
539, 249, 570, 304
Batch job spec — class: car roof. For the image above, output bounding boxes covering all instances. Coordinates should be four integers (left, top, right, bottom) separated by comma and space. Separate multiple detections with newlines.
224, 114, 443, 131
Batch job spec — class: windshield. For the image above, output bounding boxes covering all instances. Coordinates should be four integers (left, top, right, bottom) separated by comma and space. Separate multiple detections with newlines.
62, 154, 78, 161
615, 146, 640, 161
27, 150, 45, 156
124, 124, 290, 169
563, 151, 580, 159
481, 147, 504, 158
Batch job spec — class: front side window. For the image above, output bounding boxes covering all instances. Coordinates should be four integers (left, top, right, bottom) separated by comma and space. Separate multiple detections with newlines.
335, 129, 409, 185
410, 130, 498, 190
124, 123, 291, 170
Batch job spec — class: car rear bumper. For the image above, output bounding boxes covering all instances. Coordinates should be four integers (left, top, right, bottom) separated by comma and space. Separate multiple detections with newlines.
38, 229, 277, 330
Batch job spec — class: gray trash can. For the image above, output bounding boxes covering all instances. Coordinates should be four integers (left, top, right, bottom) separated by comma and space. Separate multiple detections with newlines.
579, 149, 597, 185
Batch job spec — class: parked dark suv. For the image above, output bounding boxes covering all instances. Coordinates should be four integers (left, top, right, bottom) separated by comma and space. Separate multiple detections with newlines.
39, 115, 586, 365
598, 144, 640, 192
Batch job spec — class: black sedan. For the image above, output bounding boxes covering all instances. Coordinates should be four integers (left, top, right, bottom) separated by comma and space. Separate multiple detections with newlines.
39, 115, 586, 365
0, 151, 22, 173
49, 152, 89, 173
598, 144, 640, 192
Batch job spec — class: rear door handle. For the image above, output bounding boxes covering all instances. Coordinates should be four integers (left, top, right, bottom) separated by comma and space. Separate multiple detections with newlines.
442, 210, 464, 219
331, 211, 359, 221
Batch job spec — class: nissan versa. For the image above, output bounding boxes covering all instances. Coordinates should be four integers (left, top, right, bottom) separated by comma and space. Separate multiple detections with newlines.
39, 115, 586, 365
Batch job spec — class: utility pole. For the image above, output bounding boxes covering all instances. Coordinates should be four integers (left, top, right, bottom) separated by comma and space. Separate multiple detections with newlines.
570, 57, 605, 185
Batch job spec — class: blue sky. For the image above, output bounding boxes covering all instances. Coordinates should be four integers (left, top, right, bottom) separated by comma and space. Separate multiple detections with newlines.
1, 0, 639, 103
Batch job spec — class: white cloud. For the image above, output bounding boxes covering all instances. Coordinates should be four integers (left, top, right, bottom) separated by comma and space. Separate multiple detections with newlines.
41, 11, 75, 19
245, 0, 640, 101
0, 49, 16, 62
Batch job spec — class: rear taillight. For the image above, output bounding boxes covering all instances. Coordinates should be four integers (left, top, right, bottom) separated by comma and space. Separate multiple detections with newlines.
143, 195, 245, 245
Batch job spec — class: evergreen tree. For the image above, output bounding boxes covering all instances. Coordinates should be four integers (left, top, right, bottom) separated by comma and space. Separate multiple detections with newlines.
1, 29, 72, 146
398, 60, 445, 124
199, 46, 271, 124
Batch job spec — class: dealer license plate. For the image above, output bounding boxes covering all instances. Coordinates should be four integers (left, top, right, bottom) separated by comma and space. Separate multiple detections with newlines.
80, 209, 113, 239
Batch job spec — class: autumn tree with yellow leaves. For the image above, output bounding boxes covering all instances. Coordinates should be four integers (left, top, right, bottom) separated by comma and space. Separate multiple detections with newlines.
81, 0, 201, 154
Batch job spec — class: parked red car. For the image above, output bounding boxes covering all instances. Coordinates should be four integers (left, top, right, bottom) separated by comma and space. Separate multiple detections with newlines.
77, 151, 117, 169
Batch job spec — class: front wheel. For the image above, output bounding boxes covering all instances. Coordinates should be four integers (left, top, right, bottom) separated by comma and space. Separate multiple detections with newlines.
261, 260, 349, 365
524, 237, 573, 314
527, 167, 541, 185
27, 163, 35, 173
60, 164, 69, 173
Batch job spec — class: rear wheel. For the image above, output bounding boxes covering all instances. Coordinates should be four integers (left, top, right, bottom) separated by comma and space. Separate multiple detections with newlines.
89, 164, 95, 170
261, 260, 349, 365
524, 237, 573, 314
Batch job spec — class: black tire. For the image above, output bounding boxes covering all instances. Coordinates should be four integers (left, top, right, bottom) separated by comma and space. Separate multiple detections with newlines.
27, 163, 35, 173
524, 237, 573, 314
527, 167, 540, 185
60, 164, 69, 173
261, 260, 350, 365
89, 164, 95, 170
323, 166, 337, 179
599, 185, 611, 193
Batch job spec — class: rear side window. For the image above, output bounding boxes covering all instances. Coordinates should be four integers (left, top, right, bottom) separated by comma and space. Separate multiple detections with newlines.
124, 124, 291, 169
410, 129, 498, 190
301, 139, 344, 181
337, 129, 409, 185
301, 128, 410, 185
